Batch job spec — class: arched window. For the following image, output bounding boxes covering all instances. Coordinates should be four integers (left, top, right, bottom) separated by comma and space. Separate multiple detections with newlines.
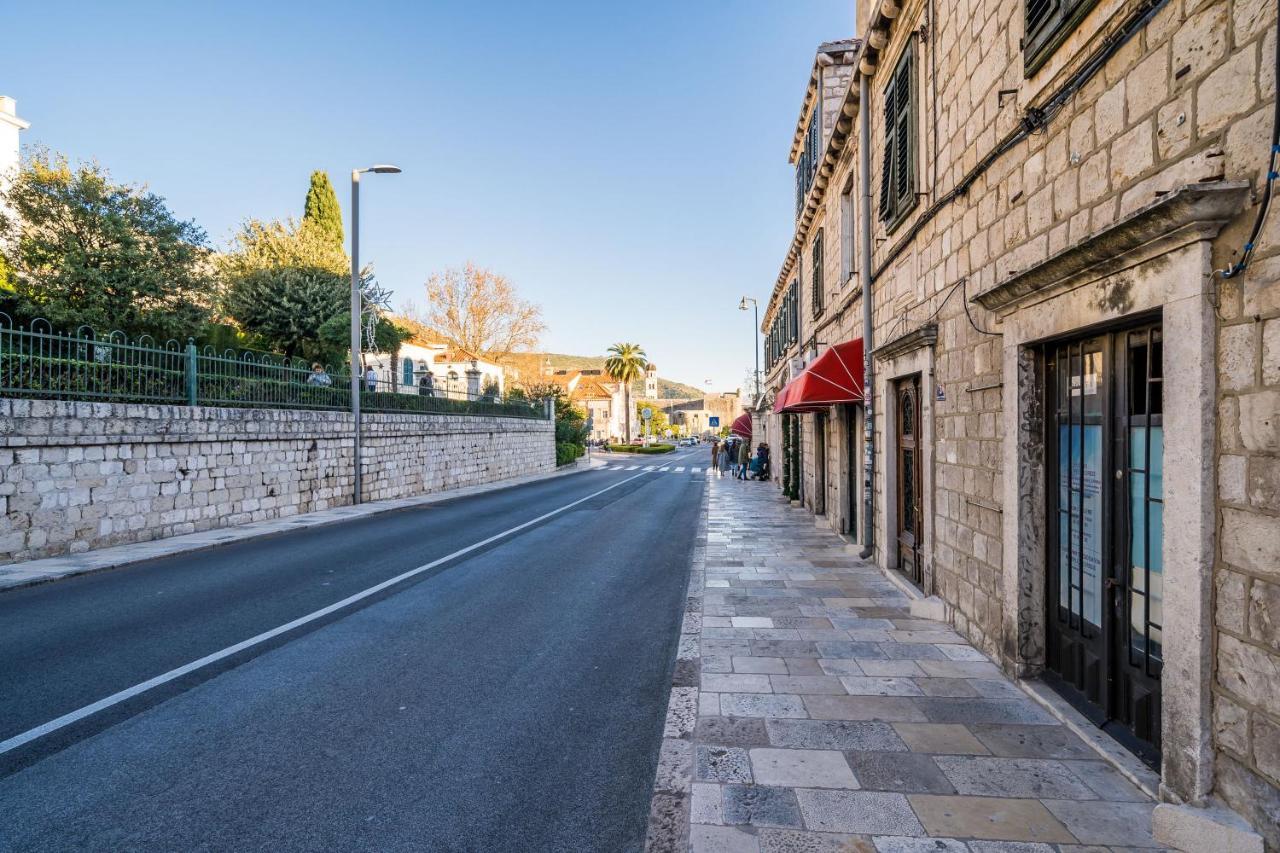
403, 359, 414, 386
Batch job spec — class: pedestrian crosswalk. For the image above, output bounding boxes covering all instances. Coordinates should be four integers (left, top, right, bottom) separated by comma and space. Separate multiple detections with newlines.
597, 463, 732, 477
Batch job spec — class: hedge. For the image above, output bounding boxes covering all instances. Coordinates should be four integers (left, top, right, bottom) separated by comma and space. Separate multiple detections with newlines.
607, 443, 675, 454
556, 441, 585, 465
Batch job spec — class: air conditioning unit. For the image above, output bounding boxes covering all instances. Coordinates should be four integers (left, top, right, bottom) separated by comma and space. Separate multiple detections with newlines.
788, 356, 806, 380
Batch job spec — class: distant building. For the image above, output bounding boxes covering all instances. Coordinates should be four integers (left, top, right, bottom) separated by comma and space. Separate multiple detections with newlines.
365, 320, 504, 399
541, 369, 628, 441
0, 95, 30, 234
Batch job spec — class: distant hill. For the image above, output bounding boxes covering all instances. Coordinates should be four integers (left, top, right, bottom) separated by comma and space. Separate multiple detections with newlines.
505, 352, 708, 400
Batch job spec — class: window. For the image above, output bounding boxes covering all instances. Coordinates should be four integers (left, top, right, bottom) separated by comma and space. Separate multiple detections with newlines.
812, 229, 825, 317
787, 280, 799, 345
795, 108, 821, 218
840, 180, 855, 283
1024, 0, 1100, 75
878, 42, 917, 230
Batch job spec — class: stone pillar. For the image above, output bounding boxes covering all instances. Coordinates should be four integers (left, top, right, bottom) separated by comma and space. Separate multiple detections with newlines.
465, 366, 481, 401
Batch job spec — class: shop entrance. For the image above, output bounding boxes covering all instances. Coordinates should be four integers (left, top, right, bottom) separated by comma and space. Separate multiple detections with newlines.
1044, 321, 1163, 765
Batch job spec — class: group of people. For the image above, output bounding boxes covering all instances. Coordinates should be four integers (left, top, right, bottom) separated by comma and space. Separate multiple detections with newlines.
710, 436, 769, 481
305, 363, 439, 397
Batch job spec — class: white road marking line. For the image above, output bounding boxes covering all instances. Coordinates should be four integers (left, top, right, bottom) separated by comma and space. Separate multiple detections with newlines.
690, 467, 700, 473
0, 469, 653, 757
674, 467, 685, 472
626, 465, 639, 470
644, 465, 655, 471
659, 466, 670, 472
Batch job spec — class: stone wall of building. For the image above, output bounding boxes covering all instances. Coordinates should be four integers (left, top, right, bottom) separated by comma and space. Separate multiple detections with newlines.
761, 0, 1278, 839
0, 398, 555, 564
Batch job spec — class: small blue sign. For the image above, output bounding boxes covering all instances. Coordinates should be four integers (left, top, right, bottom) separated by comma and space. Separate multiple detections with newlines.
709, 416, 720, 427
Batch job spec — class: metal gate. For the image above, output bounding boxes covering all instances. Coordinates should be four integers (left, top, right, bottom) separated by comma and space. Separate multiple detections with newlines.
1044, 321, 1163, 765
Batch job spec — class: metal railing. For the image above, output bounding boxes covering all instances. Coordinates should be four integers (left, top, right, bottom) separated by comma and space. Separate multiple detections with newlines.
0, 315, 546, 420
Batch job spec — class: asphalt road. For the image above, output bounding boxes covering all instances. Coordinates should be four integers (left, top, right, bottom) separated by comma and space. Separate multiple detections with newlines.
0, 448, 707, 852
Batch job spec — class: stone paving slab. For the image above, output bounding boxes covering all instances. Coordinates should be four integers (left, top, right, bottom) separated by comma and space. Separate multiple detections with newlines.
646, 477, 1168, 853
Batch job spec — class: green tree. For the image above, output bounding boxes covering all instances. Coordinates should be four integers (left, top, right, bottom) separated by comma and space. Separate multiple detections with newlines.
636, 401, 670, 438
605, 343, 647, 442
223, 266, 347, 362
302, 170, 344, 250
219, 218, 347, 280
218, 217, 355, 360
0, 150, 214, 338
317, 311, 411, 379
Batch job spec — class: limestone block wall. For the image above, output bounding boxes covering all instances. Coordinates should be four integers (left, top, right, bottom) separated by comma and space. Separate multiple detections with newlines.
0, 398, 555, 564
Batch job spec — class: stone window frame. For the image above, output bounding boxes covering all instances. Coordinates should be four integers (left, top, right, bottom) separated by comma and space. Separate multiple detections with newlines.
988, 182, 1248, 804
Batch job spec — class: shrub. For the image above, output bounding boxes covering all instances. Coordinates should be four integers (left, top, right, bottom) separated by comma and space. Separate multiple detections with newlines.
607, 443, 675, 454
556, 441, 585, 465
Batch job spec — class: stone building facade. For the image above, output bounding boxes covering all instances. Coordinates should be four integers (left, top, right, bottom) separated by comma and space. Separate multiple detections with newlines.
0, 399, 554, 564
758, 0, 1278, 845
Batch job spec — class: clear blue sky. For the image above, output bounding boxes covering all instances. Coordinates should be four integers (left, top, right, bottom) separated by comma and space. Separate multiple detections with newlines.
5, 0, 853, 392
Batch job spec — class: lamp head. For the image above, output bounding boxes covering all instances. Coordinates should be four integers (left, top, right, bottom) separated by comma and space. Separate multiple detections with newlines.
363, 164, 402, 174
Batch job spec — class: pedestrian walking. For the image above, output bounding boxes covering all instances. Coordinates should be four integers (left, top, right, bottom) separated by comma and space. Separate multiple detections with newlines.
717, 441, 731, 478
710, 438, 720, 476
364, 366, 378, 393
737, 438, 751, 479
306, 363, 332, 387
417, 371, 435, 397
756, 443, 771, 482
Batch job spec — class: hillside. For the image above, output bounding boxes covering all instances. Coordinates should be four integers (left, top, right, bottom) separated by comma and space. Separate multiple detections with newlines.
505, 352, 707, 399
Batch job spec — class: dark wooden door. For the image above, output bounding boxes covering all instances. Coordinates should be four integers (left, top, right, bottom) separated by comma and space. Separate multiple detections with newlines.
1044, 322, 1162, 766
895, 376, 923, 586
814, 413, 827, 515
845, 404, 858, 537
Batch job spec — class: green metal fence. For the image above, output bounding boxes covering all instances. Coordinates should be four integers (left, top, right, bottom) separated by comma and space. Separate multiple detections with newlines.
0, 315, 547, 420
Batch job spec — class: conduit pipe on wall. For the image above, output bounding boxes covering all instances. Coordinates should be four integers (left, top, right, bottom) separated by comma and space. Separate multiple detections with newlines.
858, 71, 876, 560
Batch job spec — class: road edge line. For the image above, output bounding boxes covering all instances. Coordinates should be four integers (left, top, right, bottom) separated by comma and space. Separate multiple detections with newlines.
0, 469, 651, 757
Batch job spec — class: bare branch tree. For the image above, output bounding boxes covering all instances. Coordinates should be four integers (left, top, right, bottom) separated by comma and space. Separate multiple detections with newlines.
420, 263, 546, 361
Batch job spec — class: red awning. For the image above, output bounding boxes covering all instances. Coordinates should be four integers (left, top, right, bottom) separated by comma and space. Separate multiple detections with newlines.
773, 339, 865, 414
730, 412, 752, 438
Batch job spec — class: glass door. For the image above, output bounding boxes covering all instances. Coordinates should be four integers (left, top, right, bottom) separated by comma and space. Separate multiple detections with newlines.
1044, 321, 1162, 765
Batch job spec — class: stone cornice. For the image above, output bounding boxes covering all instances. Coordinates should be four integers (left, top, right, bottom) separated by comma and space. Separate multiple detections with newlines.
874, 323, 937, 361
972, 181, 1251, 316
788, 40, 861, 164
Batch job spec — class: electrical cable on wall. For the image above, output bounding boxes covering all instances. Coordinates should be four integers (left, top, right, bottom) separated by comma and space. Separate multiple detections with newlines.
1215, 8, 1280, 281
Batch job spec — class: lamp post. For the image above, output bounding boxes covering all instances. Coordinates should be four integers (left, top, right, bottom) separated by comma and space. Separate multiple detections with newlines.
739, 296, 760, 400
350, 164, 401, 505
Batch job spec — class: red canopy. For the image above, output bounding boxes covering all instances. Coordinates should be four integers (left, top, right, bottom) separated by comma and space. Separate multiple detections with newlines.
730, 412, 752, 438
773, 338, 865, 414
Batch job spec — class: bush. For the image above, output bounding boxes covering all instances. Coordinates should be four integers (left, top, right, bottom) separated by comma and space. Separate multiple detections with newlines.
607, 443, 675, 454
556, 441, 585, 465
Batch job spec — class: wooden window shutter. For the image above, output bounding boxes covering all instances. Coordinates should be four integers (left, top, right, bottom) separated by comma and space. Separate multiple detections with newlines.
878, 81, 895, 219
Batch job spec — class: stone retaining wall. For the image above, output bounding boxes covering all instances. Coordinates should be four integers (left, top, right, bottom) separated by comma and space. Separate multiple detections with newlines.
0, 398, 555, 564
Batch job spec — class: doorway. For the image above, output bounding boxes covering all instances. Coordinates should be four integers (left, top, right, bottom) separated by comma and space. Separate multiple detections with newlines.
894, 375, 923, 586
1044, 321, 1163, 765
844, 404, 858, 537
814, 412, 827, 515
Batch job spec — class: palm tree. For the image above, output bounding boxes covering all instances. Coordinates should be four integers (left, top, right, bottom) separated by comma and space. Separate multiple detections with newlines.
605, 342, 647, 442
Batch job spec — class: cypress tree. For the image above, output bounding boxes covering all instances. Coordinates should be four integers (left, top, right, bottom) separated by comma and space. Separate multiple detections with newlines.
302, 170, 344, 250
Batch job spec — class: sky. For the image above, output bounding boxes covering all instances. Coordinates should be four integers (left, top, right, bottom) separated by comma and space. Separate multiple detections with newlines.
5, 0, 854, 392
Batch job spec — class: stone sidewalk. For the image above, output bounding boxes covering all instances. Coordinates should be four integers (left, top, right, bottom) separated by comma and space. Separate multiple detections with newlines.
646, 475, 1165, 853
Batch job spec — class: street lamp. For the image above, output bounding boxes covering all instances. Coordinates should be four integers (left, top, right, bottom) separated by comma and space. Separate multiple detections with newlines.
350, 164, 401, 505
739, 296, 760, 400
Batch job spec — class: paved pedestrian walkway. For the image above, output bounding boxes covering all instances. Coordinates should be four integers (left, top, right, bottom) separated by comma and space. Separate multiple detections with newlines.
646, 476, 1164, 852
